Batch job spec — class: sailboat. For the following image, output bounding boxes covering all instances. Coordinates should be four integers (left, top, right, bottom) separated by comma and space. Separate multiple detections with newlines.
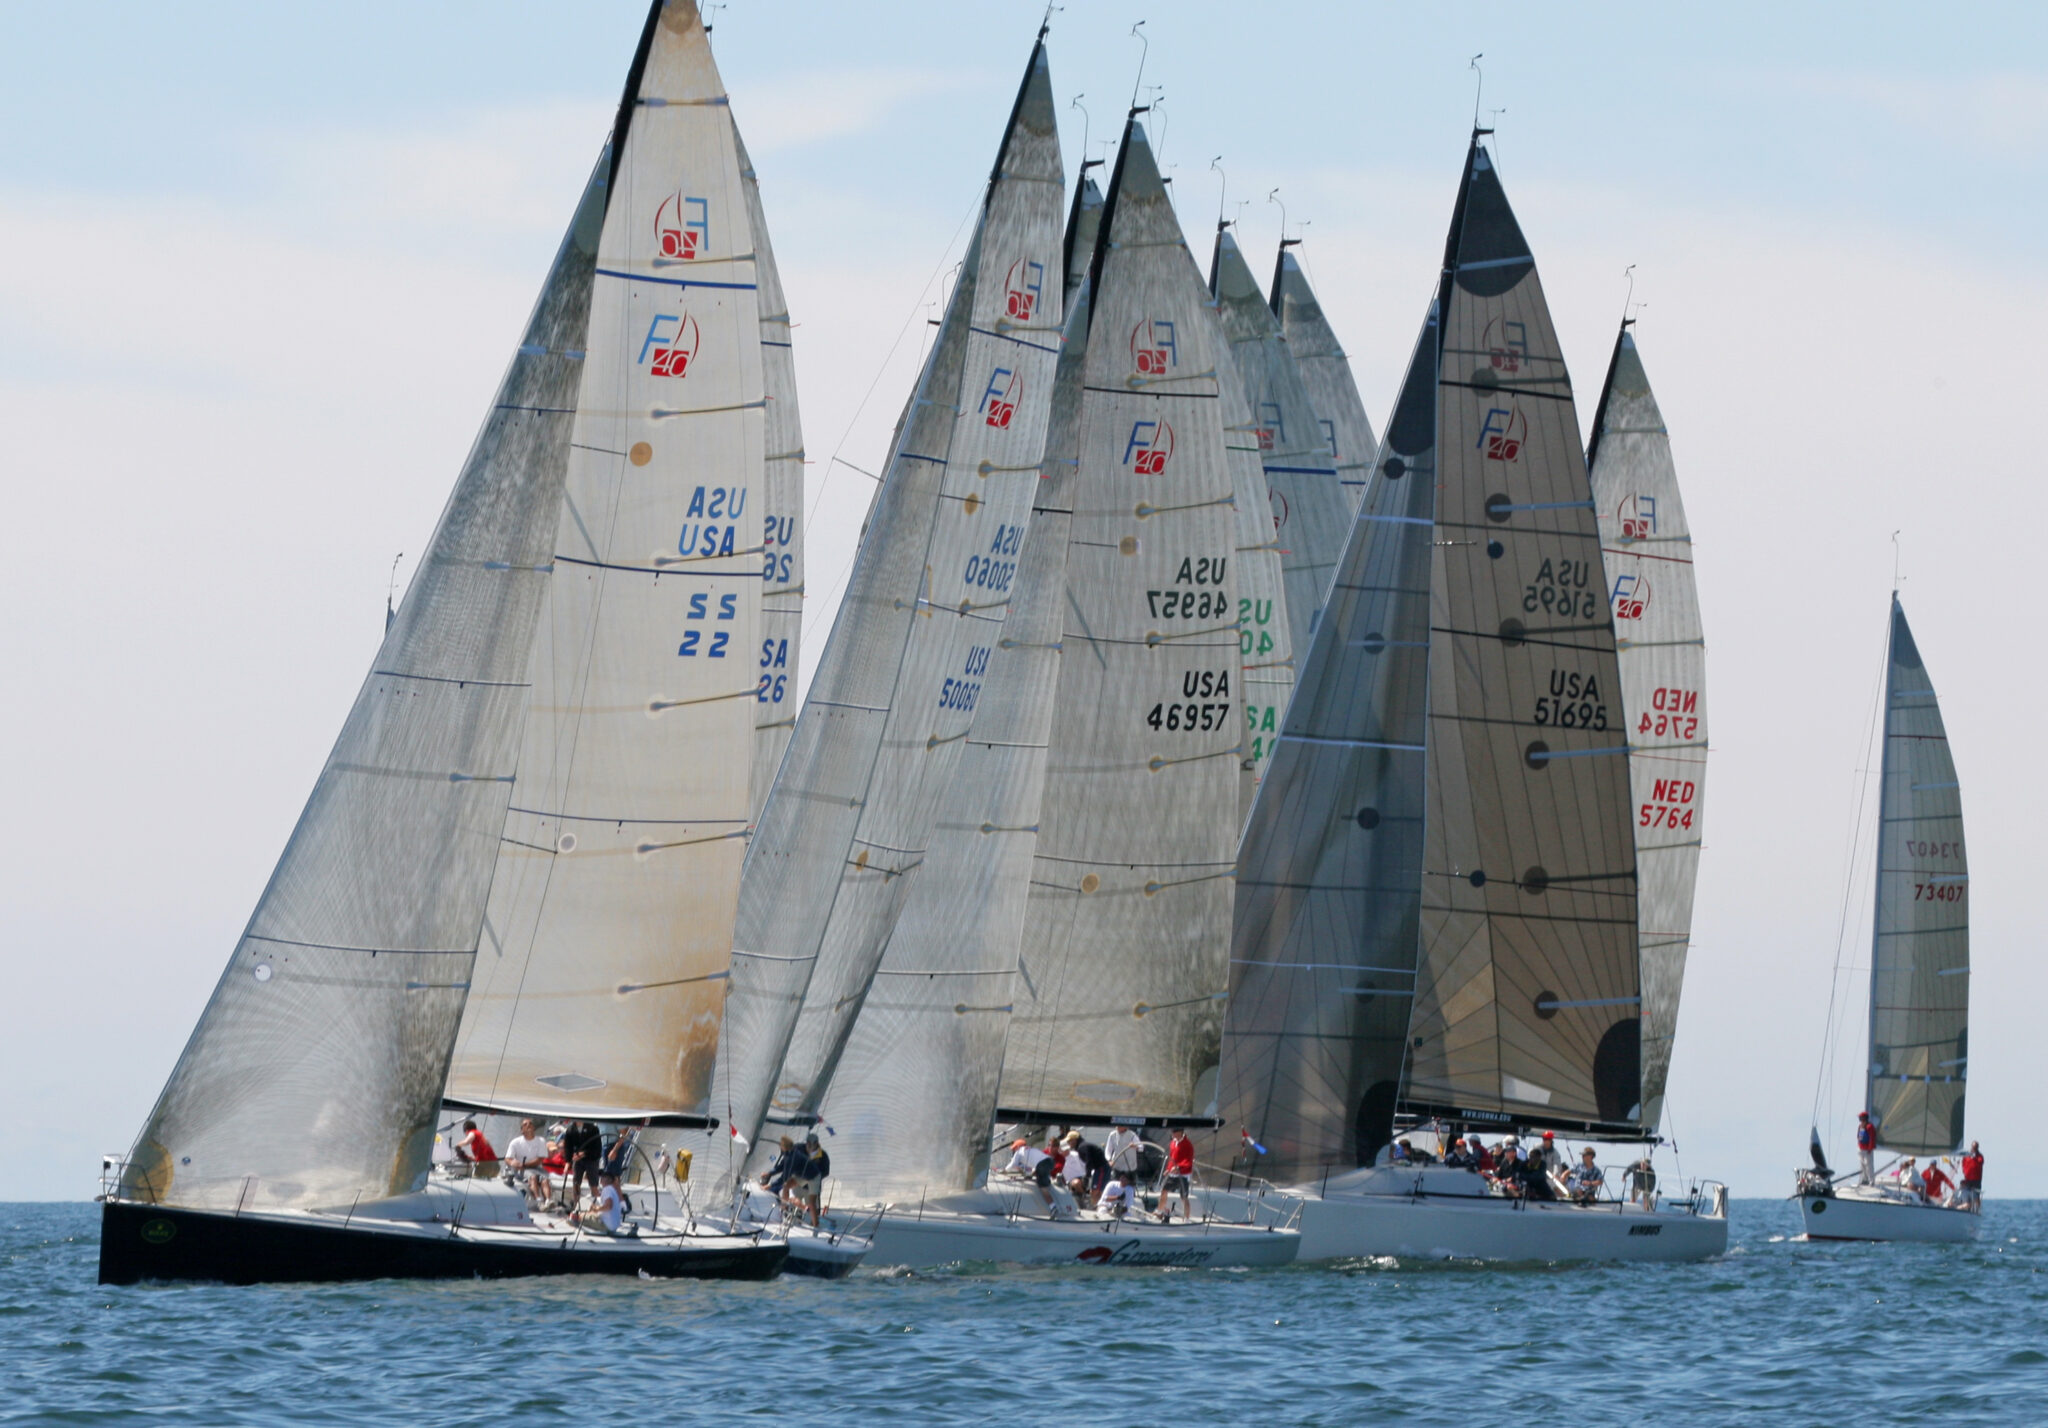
99, 0, 787, 1285
1797, 596, 1976, 1243
1198, 134, 1727, 1262
1270, 245, 1377, 516
798, 115, 1299, 1269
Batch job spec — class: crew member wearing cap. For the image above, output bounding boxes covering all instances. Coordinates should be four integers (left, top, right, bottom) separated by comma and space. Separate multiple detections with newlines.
792, 1132, 830, 1228
1959, 1141, 1985, 1210
1537, 1130, 1563, 1178
1855, 1111, 1878, 1185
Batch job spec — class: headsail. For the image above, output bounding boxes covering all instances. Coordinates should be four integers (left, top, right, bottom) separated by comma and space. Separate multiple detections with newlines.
1587, 325, 1706, 1134
819, 273, 1095, 1205
119, 137, 623, 1212
1867, 597, 1968, 1154
713, 39, 1063, 1171
741, 126, 806, 821
444, 0, 765, 1125
1401, 139, 1642, 1136
1062, 169, 1104, 311
1213, 306, 1438, 1182
997, 119, 1241, 1123
1272, 248, 1377, 513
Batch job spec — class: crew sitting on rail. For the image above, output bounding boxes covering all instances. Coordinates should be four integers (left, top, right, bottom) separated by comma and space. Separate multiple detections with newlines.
1920, 1159, 1954, 1207
1565, 1147, 1605, 1205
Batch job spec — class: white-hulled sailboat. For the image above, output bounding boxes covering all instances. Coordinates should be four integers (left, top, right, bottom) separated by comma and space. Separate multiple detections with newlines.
101, 0, 786, 1286
806, 116, 1298, 1269
1798, 596, 1977, 1243
1198, 135, 1727, 1262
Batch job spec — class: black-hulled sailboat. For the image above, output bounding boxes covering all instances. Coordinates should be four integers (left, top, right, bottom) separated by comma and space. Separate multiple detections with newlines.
100, 0, 786, 1285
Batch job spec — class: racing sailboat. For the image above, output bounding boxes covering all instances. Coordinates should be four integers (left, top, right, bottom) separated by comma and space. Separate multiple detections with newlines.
100, 0, 786, 1286
1201, 135, 1727, 1262
1798, 595, 1977, 1242
1270, 245, 1376, 515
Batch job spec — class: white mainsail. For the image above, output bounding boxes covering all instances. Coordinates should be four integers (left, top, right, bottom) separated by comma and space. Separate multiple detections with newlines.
712, 41, 1064, 1175
1272, 248, 1377, 514
741, 126, 806, 821
1213, 306, 1438, 1182
1587, 324, 1705, 1134
1867, 597, 1969, 1155
444, 0, 765, 1124
1401, 139, 1643, 1134
996, 119, 1242, 1123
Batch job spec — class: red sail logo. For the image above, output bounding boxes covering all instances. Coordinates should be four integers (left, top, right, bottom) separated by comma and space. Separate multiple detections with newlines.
1003, 258, 1046, 322
1124, 419, 1176, 475
639, 312, 701, 379
655, 193, 709, 261
980, 367, 1022, 430
1130, 318, 1179, 377
1478, 404, 1526, 463
1482, 317, 1529, 373
1616, 493, 1659, 541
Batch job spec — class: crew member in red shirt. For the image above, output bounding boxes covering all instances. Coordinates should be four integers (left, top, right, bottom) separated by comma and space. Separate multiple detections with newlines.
1921, 1160, 1954, 1206
1855, 1112, 1878, 1185
454, 1119, 497, 1175
1157, 1128, 1196, 1223
1959, 1141, 1985, 1211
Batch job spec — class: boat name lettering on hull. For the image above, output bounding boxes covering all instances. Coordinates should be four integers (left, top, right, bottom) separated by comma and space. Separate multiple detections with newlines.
1075, 1240, 1219, 1267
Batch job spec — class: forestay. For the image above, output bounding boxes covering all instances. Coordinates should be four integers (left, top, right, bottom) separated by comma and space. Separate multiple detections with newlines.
1868, 597, 1968, 1155
1207, 231, 1293, 817
1402, 140, 1643, 1136
1213, 307, 1438, 1185
118, 146, 620, 1212
997, 121, 1241, 1123
820, 274, 1095, 1206
1273, 248, 1377, 514
1587, 325, 1706, 1134
713, 41, 1063, 1175
741, 127, 806, 820
445, 0, 765, 1125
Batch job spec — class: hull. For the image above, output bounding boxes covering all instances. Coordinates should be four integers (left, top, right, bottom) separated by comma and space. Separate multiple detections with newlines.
689, 1195, 872, 1279
98, 1198, 787, 1286
1799, 1187, 1979, 1243
1199, 1167, 1728, 1263
827, 1189, 1299, 1269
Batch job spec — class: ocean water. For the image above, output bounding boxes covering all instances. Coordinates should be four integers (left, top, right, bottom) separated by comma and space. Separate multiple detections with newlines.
3, 1199, 2040, 1426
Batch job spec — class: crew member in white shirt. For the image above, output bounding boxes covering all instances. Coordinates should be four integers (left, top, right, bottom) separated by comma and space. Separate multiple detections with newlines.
502, 1118, 551, 1207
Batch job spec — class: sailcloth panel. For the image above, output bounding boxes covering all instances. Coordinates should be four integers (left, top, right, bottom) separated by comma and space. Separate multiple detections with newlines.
997, 123, 1240, 1121
1213, 231, 1346, 682
1063, 175, 1104, 310
1274, 249, 1377, 514
1868, 598, 1968, 1155
445, 4, 764, 1123
1406, 143, 1642, 1131
120, 159, 612, 1213
1213, 306, 1438, 1185
821, 280, 1093, 1204
711, 44, 1061, 1183
762, 47, 1064, 1124
739, 124, 806, 821
1587, 327, 1705, 1134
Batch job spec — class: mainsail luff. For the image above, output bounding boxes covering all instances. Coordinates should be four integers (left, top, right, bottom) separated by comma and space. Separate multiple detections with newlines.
1212, 305, 1439, 1183
819, 277, 1095, 1205
1402, 139, 1643, 1134
1272, 248, 1377, 514
996, 119, 1242, 1122
712, 42, 1063, 1174
740, 125, 806, 821
1587, 325, 1706, 1133
444, 0, 765, 1124
1867, 597, 1968, 1155
121, 157, 614, 1212
755, 42, 1064, 1129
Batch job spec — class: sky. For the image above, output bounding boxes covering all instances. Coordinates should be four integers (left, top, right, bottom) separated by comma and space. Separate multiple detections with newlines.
4, 2, 2045, 1200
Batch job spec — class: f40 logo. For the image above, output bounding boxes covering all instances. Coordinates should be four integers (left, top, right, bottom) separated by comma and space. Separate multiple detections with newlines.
1483, 317, 1529, 373
1130, 318, 1178, 376
640, 312, 700, 378
1617, 493, 1658, 541
980, 367, 1022, 429
656, 193, 709, 261
1611, 571, 1651, 620
1125, 419, 1176, 475
1255, 401, 1285, 453
1478, 405, 1526, 462
1003, 258, 1046, 322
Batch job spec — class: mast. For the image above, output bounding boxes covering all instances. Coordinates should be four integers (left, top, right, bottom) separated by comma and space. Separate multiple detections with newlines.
1586, 323, 1707, 1134
1398, 134, 1644, 1140
995, 116, 1243, 1126
444, 0, 766, 1126
1865, 597, 1969, 1154
711, 36, 1064, 1174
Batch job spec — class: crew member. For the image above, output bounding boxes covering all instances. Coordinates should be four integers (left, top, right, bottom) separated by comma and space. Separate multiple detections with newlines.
1855, 1111, 1878, 1185
1959, 1141, 1985, 1211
